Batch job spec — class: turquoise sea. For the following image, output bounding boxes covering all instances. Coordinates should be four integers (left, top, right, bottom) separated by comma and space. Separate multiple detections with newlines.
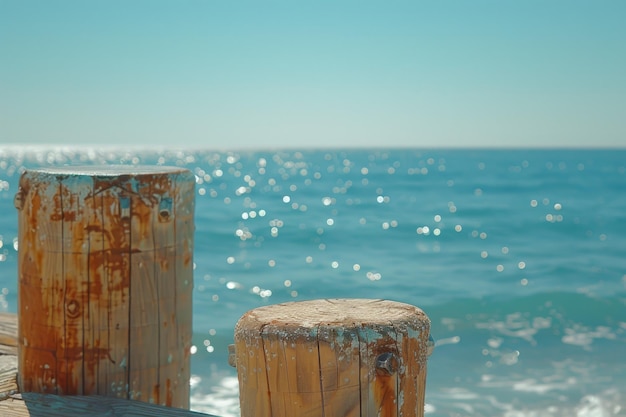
0, 147, 625, 417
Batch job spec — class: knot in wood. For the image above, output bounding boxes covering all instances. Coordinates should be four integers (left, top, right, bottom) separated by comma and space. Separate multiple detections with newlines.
66, 300, 81, 318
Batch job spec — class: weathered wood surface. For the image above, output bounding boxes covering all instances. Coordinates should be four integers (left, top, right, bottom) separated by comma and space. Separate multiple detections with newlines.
0, 393, 213, 417
15, 166, 195, 408
234, 298, 431, 417
0, 313, 214, 416
0, 313, 19, 401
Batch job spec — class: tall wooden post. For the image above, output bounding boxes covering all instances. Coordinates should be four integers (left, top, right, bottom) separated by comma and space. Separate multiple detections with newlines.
14, 166, 195, 408
234, 298, 432, 417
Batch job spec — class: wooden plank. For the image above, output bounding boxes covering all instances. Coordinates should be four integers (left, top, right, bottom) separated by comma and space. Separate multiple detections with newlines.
154, 191, 180, 408
126, 171, 194, 408
318, 325, 360, 417
0, 355, 18, 400
59, 178, 89, 395
354, 299, 395, 416
92, 188, 131, 399
17, 172, 64, 394
290, 326, 323, 415
0, 393, 215, 416
84, 189, 103, 396
263, 323, 323, 416
260, 323, 286, 414
360, 323, 398, 417
234, 314, 271, 417
129, 248, 159, 405
173, 171, 195, 407
0, 314, 19, 400
0, 312, 17, 356
394, 314, 429, 417
128, 173, 160, 406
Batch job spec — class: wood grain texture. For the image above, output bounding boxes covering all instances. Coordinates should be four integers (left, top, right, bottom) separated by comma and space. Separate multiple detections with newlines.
0, 393, 214, 417
234, 298, 431, 417
16, 166, 194, 409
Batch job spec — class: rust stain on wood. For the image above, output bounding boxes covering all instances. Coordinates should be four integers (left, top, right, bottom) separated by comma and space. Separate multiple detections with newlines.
153, 384, 160, 405
373, 372, 396, 417
166, 378, 173, 407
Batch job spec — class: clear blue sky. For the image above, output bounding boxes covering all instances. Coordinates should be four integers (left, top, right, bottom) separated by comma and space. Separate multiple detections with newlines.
1, 0, 625, 149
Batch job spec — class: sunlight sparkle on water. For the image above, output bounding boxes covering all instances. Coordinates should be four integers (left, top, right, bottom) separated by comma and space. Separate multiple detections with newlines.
1, 148, 624, 417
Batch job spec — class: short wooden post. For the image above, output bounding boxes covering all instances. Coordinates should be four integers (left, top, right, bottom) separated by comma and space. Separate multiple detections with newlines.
14, 166, 195, 408
234, 298, 432, 417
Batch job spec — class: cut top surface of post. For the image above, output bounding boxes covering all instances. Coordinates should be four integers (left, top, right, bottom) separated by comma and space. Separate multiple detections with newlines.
16, 165, 195, 213
26, 165, 189, 176
238, 298, 430, 329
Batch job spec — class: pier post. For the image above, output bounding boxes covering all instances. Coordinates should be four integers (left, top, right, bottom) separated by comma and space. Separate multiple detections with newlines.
14, 166, 195, 408
233, 298, 432, 417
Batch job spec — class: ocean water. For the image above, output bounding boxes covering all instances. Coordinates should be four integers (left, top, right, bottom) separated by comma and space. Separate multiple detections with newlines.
0, 147, 624, 417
